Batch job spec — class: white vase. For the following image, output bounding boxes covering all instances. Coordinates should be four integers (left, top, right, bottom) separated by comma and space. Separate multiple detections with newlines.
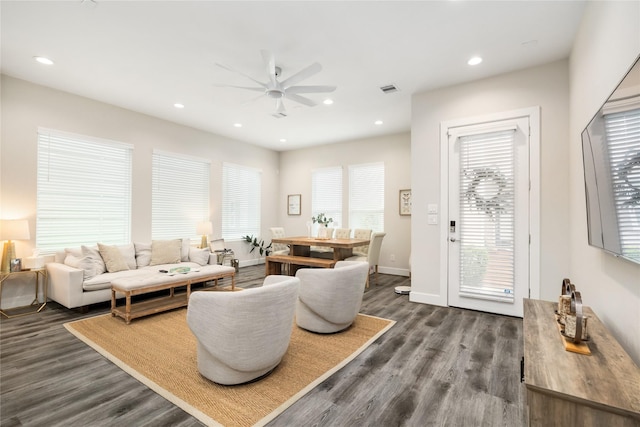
317, 225, 329, 239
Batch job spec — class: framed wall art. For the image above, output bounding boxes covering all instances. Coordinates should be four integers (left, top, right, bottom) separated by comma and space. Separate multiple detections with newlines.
287, 194, 301, 216
399, 189, 412, 216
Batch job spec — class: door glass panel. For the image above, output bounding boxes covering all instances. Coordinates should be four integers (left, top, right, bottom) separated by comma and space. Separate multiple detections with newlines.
458, 130, 516, 302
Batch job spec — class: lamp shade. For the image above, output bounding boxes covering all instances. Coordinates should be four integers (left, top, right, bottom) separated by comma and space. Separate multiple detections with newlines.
0, 219, 30, 241
196, 221, 213, 236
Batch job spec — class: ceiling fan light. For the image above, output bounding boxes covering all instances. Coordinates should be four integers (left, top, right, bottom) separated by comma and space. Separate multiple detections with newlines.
266, 89, 284, 99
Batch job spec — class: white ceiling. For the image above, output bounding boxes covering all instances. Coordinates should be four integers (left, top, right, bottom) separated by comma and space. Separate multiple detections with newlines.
1, 1, 586, 151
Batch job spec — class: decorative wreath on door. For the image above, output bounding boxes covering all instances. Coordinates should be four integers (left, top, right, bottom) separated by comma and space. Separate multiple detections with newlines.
464, 167, 508, 218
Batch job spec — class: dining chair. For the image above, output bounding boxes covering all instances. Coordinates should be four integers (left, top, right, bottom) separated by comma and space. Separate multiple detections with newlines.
352, 228, 372, 256
334, 228, 351, 239
269, 227, 289, 255
346, 231, 386, 288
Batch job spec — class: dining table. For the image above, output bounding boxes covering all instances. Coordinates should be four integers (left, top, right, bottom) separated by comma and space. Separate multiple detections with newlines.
270, 236, 370, 261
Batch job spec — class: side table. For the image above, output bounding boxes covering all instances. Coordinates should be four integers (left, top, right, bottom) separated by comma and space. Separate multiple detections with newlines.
0, 268, 47, 318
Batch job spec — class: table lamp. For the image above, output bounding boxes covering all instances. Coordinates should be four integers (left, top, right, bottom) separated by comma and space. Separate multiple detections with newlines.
1, 219, 31, 273
196, 221, 213, 249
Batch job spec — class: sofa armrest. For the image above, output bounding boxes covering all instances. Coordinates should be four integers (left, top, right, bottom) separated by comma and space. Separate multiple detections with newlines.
47, 262, 85, 309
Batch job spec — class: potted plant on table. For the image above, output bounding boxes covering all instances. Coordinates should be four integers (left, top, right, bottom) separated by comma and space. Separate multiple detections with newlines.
312, 213, 333, 239
242, 235, 272, 256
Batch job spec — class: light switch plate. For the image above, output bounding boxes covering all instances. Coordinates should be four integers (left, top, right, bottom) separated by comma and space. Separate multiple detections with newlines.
428, 204, 438, 214
428, 214, 438, 225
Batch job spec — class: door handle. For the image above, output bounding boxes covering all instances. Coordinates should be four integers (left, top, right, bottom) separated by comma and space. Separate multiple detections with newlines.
450, 238, 456, 242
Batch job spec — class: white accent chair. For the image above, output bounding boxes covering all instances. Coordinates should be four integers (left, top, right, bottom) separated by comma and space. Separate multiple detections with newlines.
352, 228, 372, 256
334, 228, 351, 239
346, 231, 386, 288
295, 261, 369, 333
187, 275, 300, 385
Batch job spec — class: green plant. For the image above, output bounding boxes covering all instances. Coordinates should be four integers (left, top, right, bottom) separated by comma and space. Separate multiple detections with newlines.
312, 213, 333, 226
242, 235, 272, 256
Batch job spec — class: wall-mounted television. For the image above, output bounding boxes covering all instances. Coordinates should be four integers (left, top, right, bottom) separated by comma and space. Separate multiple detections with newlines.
581, 55, 640, 264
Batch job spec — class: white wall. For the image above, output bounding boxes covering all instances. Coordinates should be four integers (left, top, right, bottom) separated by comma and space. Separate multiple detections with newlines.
278, 133, 411, 276
411, 60, 570, 307
569, 1, 640, 364
0, 75, 280, 307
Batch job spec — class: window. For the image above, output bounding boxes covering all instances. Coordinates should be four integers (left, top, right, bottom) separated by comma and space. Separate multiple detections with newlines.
349, 162, 384, 232
604, 106, 640, 261
152, 150, 210, 241
222, 163, 261, 240
311, 167, 342, 226
36, 128, 132, 252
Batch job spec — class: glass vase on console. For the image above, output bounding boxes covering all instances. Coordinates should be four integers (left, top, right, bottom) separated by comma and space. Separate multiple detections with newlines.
317, 225, 329, 239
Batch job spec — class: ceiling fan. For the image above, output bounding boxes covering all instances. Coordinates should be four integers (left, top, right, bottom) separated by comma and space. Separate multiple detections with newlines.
216, 50, 336, 117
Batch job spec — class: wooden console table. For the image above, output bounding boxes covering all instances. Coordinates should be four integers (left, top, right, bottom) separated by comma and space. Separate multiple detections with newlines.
523, 299, 640, 426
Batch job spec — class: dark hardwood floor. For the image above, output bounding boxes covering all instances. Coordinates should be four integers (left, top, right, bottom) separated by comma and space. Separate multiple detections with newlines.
1, 265, 526, 426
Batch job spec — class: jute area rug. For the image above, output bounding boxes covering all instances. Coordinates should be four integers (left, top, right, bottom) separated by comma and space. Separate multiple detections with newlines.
64, 309, 395, 427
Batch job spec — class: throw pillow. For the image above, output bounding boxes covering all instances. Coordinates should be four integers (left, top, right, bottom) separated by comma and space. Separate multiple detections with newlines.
98, 243, 130, 273
150, 239, 182, 265
80, 245, 107, 275
134, 242, 152, 268
189, 247, 210, 266
181, 238, 190, 261
117, 243, 137, 270
63, 253, 99, 280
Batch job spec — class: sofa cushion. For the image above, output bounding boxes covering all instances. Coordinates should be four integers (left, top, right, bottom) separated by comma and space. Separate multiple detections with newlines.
98, 243, 130, 273
82, 268, 153, 291
118, 243, 137, 270
189, 247, 210, 266
64, 253, 101, 281
150, 239, 182, 265
135, 242, 152, 268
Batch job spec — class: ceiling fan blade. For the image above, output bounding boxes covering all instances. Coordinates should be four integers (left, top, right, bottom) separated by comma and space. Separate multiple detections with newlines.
213, 84, 265, 92
261, 50, 277, 86
280, 62, 322, 89
285, 85, 336, 94
215, 62, 267, 88
240, 93, 266, 107
286, 93, 317, 107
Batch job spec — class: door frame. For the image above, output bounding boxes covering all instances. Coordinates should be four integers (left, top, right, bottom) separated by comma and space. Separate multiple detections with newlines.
439, 107, 541, 315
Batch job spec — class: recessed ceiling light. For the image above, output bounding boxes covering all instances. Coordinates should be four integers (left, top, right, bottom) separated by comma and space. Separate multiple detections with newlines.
34, 56, 54, 65
234, 123, 242, 128
280, 138, 287, 143
323, 99, 334, 105
174, 103, 184, 109
468, 56, 483, 66
374, 120, 383, 125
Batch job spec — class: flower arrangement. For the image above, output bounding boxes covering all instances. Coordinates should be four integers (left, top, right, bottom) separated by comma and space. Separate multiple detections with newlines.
312, 213, 333, 226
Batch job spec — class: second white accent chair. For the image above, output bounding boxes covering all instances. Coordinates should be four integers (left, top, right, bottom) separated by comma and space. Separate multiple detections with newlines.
295, 261, 369, 333
346, 231, 386, 288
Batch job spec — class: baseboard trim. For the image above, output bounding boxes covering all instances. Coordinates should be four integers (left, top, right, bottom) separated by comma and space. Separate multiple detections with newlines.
378, 266, 410, 277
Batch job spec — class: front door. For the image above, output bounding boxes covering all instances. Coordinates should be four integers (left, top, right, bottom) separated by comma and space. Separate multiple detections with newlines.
446, 116, 530, 317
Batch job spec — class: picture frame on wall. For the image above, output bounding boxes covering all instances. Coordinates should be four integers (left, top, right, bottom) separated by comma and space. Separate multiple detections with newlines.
399, 189, 412, 216
288, 194, 301, 216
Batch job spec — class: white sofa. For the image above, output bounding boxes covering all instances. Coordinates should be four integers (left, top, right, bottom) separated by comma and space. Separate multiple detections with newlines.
47, 239, 222, 309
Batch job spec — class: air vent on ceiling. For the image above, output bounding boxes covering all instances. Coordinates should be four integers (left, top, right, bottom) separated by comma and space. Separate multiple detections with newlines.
272, 112, 288, 119
380, 84, 399, 94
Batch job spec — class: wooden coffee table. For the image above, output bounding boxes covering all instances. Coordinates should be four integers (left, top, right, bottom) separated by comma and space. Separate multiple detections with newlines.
111, 266, 235, 324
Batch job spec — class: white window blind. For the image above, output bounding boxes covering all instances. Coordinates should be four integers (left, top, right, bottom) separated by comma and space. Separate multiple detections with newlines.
222, 163, 261, 240
152, 150, 210, 241
36, 128, 132, 252
349, 162, 384, 232
459, 130, 516, 302
604, 107, 640, 261
311, 167, 342, 225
